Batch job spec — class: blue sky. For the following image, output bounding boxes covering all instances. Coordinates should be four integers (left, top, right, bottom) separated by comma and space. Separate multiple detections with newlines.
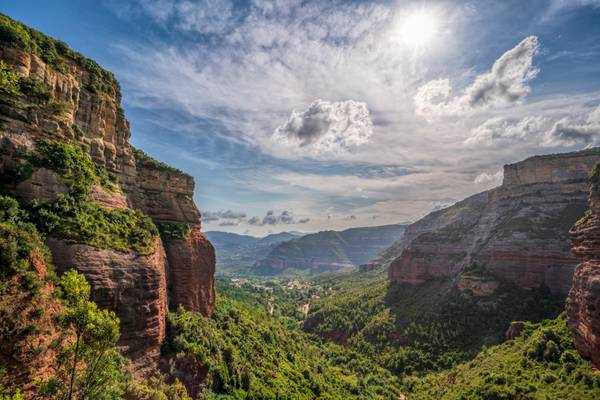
3, 0, 600, 235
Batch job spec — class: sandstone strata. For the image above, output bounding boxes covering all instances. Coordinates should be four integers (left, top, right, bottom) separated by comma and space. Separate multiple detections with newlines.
388, 150, 600, 294
0, 40, 215, 365
567, 165, 600, 369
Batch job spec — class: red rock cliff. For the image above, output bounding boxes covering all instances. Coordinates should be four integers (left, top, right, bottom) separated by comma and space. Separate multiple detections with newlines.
388, 150, 600, 294
567, 163, 600, 369
0, 36, 215, 365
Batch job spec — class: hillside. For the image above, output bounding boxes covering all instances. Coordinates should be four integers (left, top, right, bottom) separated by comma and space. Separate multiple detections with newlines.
206, 231, 302, 275
252, 224, 407, 276
406, 315, 600, 400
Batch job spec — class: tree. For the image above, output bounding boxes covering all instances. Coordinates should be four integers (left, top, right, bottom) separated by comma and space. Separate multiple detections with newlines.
54, 270, 127, 400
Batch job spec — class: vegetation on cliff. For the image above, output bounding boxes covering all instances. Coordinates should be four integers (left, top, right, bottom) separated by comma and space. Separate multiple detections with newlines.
157, 222, 192, 243
406, 315, 600, 399
0, 195, 129, 399
0, 13, 119, 96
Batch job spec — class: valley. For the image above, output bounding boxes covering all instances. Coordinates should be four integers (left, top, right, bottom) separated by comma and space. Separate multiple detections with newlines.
1, 8, 600, 400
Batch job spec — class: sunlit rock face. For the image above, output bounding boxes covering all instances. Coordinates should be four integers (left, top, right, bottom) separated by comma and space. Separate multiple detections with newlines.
388, 150, 600, 294
0, 43, 216, 366
567, 164, 600, 369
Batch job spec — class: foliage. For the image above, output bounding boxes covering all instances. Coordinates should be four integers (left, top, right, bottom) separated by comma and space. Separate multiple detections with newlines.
125, 377, 192, 400
405, 315, 600, 399
0, 13, 119, 96
32, 141, 114, 194
35, 270, 128, 400
0, 60, 19, 95
31, 193, 158, 255
131, 146, 184, 175
157, 222, 191, 243
304, 270, 564, 376
19, 76, 52, 103
0, 195, 49, 281
164, 283, 404, 399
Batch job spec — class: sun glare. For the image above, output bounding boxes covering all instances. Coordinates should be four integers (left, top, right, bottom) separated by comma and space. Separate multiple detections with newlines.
400, 10, 438, 48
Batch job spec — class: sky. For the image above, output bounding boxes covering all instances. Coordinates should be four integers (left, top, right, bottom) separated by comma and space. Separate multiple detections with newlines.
3, 0, 600, 236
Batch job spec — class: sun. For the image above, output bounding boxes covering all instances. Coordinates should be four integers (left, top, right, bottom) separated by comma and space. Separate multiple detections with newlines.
400, 10, 438, 48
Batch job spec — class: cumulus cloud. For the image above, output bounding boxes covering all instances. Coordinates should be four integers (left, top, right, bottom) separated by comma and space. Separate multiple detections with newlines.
465, 115, 547, 145
465, 105, 600, 147
202, 209, 247, 224
544, 106, 600, 146
248, 210, 310, 226
415, 36, 540, 117
344, 215, 357, 221
272, 99, 373, 156
474, 169, 504, 185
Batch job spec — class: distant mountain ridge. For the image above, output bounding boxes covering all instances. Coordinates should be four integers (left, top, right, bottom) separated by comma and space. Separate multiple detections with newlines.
252, 224, 407, 275
206, 231, 302, 275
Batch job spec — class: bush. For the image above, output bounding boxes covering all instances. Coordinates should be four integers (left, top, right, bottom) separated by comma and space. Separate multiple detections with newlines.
0, 61, 20, 95
32, 193, 158, 255
156, 222, 191, 243
19, 76, 51, 103
32, 141, 114, 194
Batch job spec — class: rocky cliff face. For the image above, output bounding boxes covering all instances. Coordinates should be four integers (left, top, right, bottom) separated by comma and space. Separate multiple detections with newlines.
567, 164, 600, 369
0, 18, 215, 367
388, 150, 600, 294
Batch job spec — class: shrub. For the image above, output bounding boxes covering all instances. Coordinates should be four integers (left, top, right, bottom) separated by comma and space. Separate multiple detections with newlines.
19, 76, 51, 103
0, 61, 20, 95
31, 193, 158, 255
156, 222, 191, 243
32, 141, 114, 194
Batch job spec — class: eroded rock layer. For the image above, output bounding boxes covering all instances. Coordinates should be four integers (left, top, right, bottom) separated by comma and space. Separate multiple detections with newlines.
388, 150, 600, 294
0, 33, 215, 363
567, 165, 600, 369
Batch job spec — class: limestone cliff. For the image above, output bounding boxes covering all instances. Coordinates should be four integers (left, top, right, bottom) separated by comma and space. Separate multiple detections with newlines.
387, 149, 600, 294
567, 163, 600, 369
0, 14, 215, 366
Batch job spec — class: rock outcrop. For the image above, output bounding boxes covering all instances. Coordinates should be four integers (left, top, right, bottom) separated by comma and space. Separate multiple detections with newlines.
388, 150, 600, 294
567, 163, 600, 369
0, 15, 215, 367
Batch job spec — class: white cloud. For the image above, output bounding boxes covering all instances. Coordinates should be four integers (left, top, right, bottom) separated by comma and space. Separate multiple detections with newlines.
544, 105, 600, 146
465, 115, 548, 146
474, 169, 503, 185
415, 36, 540, 117
135, 0, 235, 34
465, 105, 600, 148
272, 99, 373, 156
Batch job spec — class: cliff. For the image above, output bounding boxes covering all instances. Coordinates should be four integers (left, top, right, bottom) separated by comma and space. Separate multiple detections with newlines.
567, 163, 600, 369
252, 224, 407, 276
0, 13, 214, 368
387, 149, 600, 294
